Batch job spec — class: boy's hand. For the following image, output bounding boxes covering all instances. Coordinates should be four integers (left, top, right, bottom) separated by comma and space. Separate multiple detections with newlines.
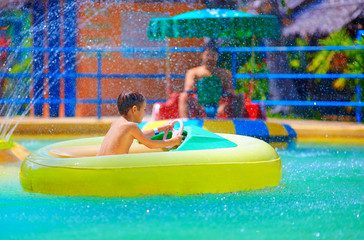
159, 122, 174, 133
171, 136, 183, 146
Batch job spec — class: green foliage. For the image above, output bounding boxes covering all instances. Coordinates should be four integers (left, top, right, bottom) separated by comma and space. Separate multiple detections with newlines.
217, 36, 263, 69
236, 55, 269, 100
1, 8, 33, 116
280, 0, 287, 8
344, 38, 364, 100
307, 30, 353, 74
4, 57, 32, 94
287, 37, 310, 72
217, 37, 270, 100
307, 29, 364, 98
8, 56, 32, 73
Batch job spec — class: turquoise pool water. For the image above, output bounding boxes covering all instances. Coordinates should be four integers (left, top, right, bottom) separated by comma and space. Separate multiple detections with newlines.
1, 141, 363, 240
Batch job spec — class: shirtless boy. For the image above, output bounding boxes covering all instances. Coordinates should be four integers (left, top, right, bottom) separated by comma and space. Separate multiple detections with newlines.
97, 91, 182, 156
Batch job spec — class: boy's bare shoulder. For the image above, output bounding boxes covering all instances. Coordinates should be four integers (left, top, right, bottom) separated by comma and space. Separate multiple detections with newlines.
127, 122, 140, 130
113, 120, 139, 130
123, 122, 142, 137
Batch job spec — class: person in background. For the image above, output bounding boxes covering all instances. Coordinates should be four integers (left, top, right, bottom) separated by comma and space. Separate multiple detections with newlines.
97, 91, 182, 156
178, 40, 243, 118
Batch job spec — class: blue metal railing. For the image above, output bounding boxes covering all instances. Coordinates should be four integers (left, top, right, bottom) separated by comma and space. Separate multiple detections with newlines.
0, 46, 363, 121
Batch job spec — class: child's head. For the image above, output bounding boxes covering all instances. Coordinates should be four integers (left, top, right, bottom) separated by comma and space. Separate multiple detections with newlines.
203, 38, 218, 53
202, 39, 219, 66
117, 91, 146, 118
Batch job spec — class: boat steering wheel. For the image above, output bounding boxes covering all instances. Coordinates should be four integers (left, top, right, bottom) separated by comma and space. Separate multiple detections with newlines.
163, 119, 184, 140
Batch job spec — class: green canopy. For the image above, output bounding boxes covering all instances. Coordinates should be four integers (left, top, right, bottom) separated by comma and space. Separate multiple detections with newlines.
147, 8, 280, 40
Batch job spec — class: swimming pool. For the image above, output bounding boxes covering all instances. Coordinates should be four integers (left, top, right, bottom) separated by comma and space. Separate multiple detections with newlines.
1, 140, 363, 239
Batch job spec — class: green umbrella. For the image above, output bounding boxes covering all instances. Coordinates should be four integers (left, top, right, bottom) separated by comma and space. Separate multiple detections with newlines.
147, 8, 280, 40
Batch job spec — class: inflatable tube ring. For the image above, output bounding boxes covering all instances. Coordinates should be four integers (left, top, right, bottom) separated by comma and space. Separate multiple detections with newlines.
163, 119, 184, 140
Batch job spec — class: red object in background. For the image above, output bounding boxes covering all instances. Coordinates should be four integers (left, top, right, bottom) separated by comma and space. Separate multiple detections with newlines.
152, 93, 180, 120
0, 34, 10, 62
0, 25, 9, 31
244, 95, 266, 120
0, 33, 10, 99
152, 92, 266, 120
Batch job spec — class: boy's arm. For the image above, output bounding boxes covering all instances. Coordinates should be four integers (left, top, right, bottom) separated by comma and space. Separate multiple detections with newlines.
132, 124, 182, 149
143, 129, 156, 139
142, 122, 174, 138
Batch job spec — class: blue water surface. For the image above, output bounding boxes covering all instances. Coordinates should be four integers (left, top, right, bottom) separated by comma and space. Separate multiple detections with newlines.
1, 141, 363, 240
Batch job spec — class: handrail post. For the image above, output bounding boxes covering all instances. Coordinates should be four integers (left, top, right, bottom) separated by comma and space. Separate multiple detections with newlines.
355, 31, 363, 123
231, 51, 237, 89
97, 51, 102, 119
356, 84, 362, 122
64, 0, 77, 117
32, 1, 45, 116
48, 0, 61, 117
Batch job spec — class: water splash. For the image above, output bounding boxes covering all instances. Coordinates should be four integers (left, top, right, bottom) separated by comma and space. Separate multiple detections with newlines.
0, 1, 81, 142
0, 5, 34, 142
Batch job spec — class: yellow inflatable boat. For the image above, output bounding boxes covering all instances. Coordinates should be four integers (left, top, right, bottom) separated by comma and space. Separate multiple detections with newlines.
20, 125, 281, 197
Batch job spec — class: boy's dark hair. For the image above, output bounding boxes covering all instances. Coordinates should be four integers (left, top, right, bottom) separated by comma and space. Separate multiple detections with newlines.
203, 38, 218, 53
117, 91, 145, 116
